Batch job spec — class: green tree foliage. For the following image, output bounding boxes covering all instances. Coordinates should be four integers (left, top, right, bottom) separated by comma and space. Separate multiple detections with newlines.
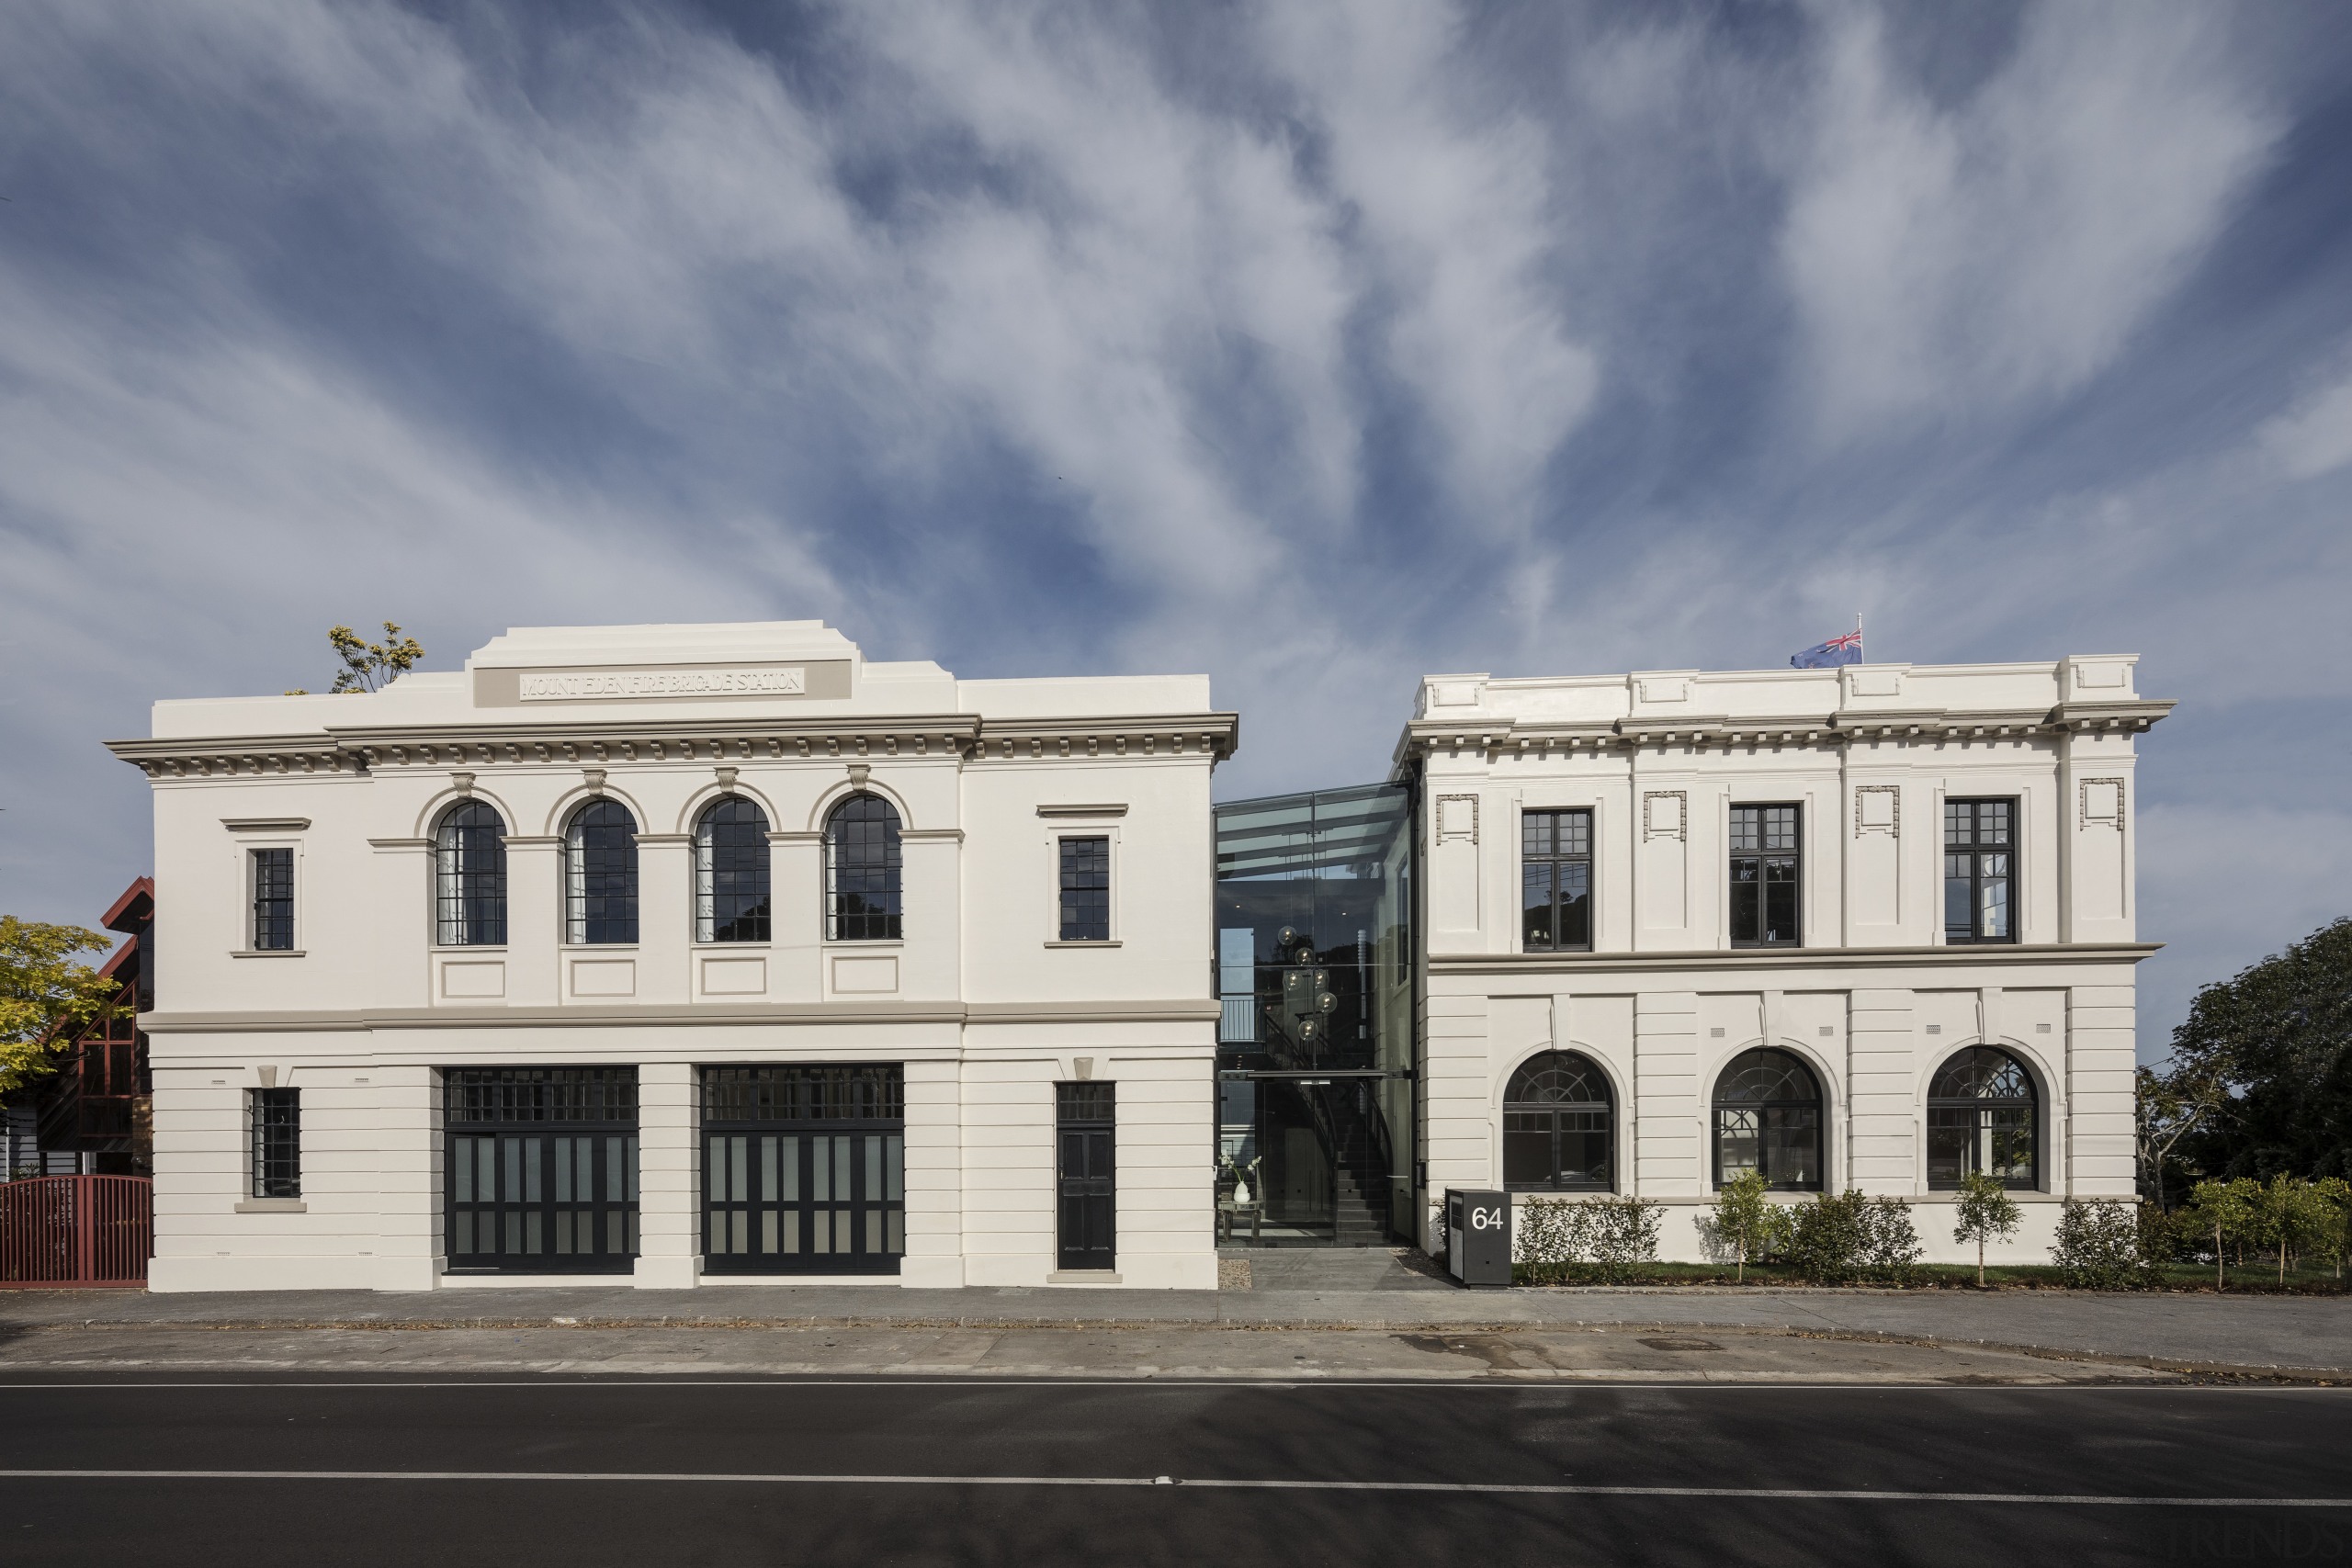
285, 622, 424, 696
2142, 917, 2352, 1203
1952, 1170, 2022, 1287
1706, 1170, 1788, 1282
0, 917, 119, 1095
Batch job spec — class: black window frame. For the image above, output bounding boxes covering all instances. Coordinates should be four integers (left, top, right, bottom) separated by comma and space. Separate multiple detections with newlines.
701, 1066, 905, 1275
563, 797, 640, 946
1520, 808, 1593, 953
826, 793, 902, 942
250, 846, 295, 952
1501, 1050, 1613, 1192
1057, 834, 1112, 942
1942, 797, 2018, 945
1057, 1081, 1116, 1271
250, 1087, 300, 1198
443, 1067, 639, 1274
695, 795, 773, 944
434, 801, 507, 947
1729, 803, 1803, 948
1711, 1047, 1824, 1191
1926, 1046, 2039, 1190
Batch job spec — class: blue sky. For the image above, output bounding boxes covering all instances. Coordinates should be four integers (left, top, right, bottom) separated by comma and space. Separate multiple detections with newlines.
3, 1, 2347, 1059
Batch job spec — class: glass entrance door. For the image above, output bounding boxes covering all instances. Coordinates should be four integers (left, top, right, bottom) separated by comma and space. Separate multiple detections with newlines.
1218, 1076, 1395, 1246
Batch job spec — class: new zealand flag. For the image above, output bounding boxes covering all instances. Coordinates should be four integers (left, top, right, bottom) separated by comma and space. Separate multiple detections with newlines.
1791, 630, 1863, 669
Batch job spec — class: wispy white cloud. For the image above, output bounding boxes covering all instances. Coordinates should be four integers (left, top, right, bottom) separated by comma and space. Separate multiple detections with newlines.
1780, 0, 2277, 442
2259, 352, 2352, 479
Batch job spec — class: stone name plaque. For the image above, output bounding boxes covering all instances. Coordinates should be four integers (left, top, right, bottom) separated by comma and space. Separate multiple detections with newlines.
520, 667, 806, 701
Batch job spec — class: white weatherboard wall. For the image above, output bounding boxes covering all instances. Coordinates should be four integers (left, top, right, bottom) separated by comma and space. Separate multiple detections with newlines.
1402, 657, 2169, 1264
115, 621, 1234, 1292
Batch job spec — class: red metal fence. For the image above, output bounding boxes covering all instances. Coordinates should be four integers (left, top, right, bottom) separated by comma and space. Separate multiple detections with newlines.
0, 1175, 153, 1287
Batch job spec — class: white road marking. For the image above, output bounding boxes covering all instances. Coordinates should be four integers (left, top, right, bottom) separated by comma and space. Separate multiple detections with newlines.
0, 1469, 2344, 1506
0, 1378, 2339, 1392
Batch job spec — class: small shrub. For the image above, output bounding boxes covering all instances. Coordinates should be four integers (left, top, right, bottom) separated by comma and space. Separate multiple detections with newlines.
1860, 1195, 1923, 1285
1785, 1190, 1871, 1283
1515, 1195, 1663, 1284
2050, 1198, 2153, 1290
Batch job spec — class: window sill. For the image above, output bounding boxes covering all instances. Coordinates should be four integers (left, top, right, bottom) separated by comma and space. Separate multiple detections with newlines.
562, 944, 640, 953
433, 946, 508, 954
234, 1198, 306, 1213
1045, 940, 1122, 948
1047, 1269, 1121, 1283
823, 940, 905, 949
232, 949, 304, 959
695, 942, 773, 951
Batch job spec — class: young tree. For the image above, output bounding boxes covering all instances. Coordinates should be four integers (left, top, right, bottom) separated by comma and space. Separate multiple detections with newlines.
0, 917, 119, 1095
1952, 1169, 2022, 1287
2314, 1179, 2352, 1280
1710, 1170, 1786, 1283
2254, 1175, 2333, 1286
2188, 1178, 2262, 1291
285, 622, 424, 695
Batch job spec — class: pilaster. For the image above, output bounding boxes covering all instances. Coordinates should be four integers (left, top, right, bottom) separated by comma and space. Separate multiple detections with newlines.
1634, 991, 1701, 1194
633, 1062, 699, 1288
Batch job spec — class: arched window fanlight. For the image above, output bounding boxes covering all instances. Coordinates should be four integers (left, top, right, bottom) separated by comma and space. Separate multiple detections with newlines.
435, 801, 507, 947
1503, 1051, 1614, 1191
695, 795, 772, 943
1713, 1047, 1823, 1190
564, 798, 639, 945
1927, 1046, 2038, 1190
827, 793, 901, 942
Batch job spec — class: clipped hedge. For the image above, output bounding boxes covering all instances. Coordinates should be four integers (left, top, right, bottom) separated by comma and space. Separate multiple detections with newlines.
1514, 1195, 1664, 1284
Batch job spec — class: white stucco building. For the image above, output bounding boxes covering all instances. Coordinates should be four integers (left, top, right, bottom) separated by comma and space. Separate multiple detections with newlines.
109, 625, 2169, 1288
1400, 656, 2171, 1262
110, 622, 1235, 1292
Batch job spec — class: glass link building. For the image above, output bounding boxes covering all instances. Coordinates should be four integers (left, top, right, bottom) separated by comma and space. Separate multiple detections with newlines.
1213, 784, 1414, 1246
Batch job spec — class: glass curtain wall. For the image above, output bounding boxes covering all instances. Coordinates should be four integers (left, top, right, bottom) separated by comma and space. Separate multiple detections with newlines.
1213, 784, 1414, 1246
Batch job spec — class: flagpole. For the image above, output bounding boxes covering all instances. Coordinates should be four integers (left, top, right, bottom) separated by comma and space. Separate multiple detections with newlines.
1856, 609, 1863, 661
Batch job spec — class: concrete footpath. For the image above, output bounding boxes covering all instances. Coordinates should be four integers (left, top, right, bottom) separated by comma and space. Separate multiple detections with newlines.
1, 1250, 2342, 1381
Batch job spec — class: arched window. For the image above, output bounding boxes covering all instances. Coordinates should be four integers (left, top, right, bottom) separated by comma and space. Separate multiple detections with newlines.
564, 798, 639, 945
695, 795, 772, 943
1713, 1047, 1822, 1190
1928, 1047, 2038, 1190
1503, 1051, 1613, 1190
827, 793, 901, 942
435, 801, 507, 947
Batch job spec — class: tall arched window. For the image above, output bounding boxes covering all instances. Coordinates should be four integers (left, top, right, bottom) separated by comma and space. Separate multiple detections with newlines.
695, 795, 772, 943
564, 798, 639, 945
1928, 1046, 2038, 1190
827, 793, 901, 942
435, 801, 507, 947
1503, 1051, 1613, 1190
1713, 1047, 1823, 1190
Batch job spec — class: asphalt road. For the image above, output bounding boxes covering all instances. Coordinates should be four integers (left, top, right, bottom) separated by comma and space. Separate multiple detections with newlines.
4, 1375, 2346, 1567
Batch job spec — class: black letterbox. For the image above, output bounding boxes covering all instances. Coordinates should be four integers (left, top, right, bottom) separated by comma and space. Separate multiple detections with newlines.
1445, 1188, 1511, 1287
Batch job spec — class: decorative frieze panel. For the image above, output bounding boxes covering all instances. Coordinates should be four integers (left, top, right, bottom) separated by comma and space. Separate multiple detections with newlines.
2078, 777, 2126, 830
1642, 790, 1686, 842
1853, 785, 1900, 837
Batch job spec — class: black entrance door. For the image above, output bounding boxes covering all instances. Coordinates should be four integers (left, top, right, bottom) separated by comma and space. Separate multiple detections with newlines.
445, 1067, 639, 1273
702, 1066, 905, 1275
1056, 1082, 1115, 1271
